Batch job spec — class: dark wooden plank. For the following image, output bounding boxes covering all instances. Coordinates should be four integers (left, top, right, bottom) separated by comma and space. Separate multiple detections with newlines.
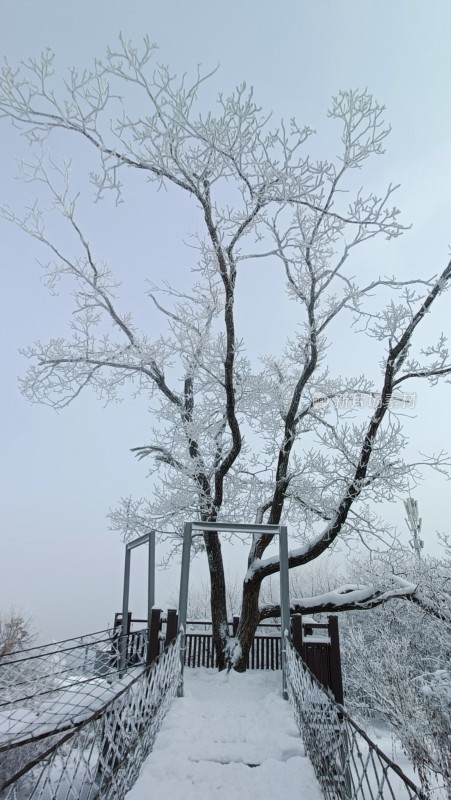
165, 609, 178, 647
328, 615, 344, 704
147, 608, 162, 666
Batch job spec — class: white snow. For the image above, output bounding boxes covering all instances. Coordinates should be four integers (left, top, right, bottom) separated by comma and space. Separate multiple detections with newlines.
0, 671, 138, 745
290, 578, 417, 611
126, 668, 323, 800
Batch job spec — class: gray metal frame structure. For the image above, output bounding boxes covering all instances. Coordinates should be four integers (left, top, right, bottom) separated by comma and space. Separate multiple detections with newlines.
120, 531, 156, 673
178, 521, 291, 699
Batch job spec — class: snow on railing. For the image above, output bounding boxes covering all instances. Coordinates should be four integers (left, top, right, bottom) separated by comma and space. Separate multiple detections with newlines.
0, 634, 181, 799
285, 638, 427, 800
0, 627, 148, 706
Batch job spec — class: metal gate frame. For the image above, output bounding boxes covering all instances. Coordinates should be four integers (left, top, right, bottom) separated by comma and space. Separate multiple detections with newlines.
120, 531, 156, 672
177, 521, 290, 699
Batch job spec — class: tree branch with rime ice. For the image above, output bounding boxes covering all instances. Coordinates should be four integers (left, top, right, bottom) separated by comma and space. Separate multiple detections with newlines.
1, 38, 451, 670
259, 579, 450, 622
245, 258, 451, 586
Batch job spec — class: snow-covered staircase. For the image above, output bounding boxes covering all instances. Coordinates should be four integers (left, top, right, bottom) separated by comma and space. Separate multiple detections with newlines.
126, 668, 323, 800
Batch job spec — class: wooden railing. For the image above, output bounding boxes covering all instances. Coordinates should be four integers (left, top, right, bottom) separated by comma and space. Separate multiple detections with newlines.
113, 610, 343, 701
184, 629, 281, 670
291, 615, 344, 704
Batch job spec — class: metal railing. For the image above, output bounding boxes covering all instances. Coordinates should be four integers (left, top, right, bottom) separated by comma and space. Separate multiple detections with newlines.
285, 638, 427, 800
0, 634, 180, 799
0, 627, 148, 706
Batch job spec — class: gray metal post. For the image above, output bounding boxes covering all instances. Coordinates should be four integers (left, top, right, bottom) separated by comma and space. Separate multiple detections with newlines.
279, 525, 290, 700
120, 532, 156, 674
147, 531, 156, 628
177, 522, 192, 697
175, 520, 290, 696
120, 547, 131, 674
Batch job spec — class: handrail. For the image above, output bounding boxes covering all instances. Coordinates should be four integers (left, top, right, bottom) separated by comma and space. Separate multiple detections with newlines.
0, 628, 113, 658
285, 637, 427, 800
0, 637, 181, 799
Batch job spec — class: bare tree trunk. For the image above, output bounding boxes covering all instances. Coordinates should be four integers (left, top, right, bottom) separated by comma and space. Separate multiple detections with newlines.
233, 577, 262, 672
205, 532, 228, 670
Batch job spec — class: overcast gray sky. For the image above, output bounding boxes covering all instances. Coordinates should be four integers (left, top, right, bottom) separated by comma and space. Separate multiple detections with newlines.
1, 0, 450, 642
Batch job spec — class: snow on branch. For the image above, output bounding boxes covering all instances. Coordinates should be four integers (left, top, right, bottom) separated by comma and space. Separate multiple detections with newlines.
260, 579, 416, 619
259, 576, 451, 623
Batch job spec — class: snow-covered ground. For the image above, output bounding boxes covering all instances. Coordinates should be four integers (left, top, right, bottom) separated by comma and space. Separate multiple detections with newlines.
126, 668, 323, 800
361, 720, 446, 799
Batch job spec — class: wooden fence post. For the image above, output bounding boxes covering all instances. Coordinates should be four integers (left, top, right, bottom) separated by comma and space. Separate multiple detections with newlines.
146, 608, 162, 666
232, 616, 240, 636
328, 615, 344, 705
165, 608, 179, 648
291, 614, 303, 656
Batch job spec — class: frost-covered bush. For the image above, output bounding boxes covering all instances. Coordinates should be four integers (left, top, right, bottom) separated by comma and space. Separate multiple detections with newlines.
0, 610, 33, 659
340, 596, 451, 797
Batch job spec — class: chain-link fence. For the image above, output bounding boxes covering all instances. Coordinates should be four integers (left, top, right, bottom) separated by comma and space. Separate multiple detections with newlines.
0, 633, 180, 799
285, 638, 428, 800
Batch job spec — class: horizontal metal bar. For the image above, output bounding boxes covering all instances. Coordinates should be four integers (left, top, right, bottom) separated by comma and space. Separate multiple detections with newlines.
125, 532, 152, 551
190, 521, 281, 533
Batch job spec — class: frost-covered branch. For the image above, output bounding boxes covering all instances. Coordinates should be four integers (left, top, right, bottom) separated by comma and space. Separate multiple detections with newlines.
260, 579, 413, 618
260, 577, 451, 623
2, 38, 451, 672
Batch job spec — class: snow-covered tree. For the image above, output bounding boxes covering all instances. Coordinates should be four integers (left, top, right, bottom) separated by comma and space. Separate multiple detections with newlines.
0, 610, 33, 659
1, 38, 451, 669
339, 550, 451, 796
168, 573, 242, 625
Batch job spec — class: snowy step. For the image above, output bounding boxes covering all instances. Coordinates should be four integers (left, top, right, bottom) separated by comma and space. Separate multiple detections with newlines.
126, 668, 322, 800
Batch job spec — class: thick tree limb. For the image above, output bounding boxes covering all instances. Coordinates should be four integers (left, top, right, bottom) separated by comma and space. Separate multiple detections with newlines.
259, 579, 451, 624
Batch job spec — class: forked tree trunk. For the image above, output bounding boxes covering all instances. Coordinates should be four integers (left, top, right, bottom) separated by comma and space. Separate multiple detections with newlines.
233, 577, 262, 672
